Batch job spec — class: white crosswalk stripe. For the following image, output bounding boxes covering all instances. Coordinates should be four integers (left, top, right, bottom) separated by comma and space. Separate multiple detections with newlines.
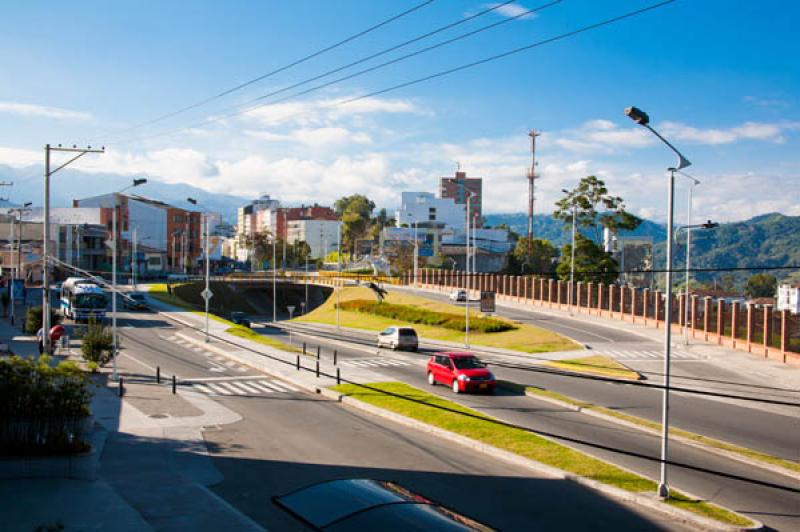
600, 349, 702, 361
340, 358, 410, 368
186, 379, 300, 397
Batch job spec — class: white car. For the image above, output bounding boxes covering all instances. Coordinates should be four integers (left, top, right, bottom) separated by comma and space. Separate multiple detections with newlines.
449, 289, 468, 302
377, 326, 419, 351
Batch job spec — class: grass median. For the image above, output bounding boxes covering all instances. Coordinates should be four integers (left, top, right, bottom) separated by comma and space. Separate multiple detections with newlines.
147, 284, 300, 354
514, 382, 800, 476
331, 381, 751, 527
296, 286, 578, 354
542, 355, 641, 380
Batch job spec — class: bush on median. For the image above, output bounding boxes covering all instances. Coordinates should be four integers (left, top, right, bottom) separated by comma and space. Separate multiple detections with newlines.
336, 299, 516, 333
81, 320, 114, 366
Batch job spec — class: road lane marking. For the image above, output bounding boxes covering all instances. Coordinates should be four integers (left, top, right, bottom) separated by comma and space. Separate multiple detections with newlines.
206, 383, 234, 395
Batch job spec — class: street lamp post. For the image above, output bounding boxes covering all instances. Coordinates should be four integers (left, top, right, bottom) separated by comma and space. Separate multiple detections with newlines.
273, 235, 277, 322
464, 192, 474, 348
626, 106, 691, 499
676, 171, 701, 343
336, 221, 342, 330
675, 218, 718, 343
188, 198, 211, 341
111, 178, 147, 380
562, 189, 577, 312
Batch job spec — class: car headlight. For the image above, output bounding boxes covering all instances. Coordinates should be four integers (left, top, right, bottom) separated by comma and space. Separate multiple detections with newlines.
458, 374, 469, 382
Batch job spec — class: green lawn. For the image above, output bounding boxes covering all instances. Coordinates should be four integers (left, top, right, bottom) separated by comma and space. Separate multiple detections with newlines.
543, 355, 641, 380
296, 286, 578, 354
331, 381, 753, 527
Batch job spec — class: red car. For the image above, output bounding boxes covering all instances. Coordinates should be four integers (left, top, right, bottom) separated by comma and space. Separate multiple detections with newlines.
427, 352, 496, 394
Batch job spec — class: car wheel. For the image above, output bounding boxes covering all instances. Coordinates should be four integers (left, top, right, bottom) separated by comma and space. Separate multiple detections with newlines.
390, 342, 397, 350
427, 372, 436, 386
451, 380, 460, 394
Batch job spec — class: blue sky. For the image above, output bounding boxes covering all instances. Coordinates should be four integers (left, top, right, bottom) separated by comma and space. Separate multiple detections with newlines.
1, 0, 798, 223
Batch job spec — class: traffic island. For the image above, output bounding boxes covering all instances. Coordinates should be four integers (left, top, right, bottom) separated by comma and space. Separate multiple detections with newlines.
295, 286, 579, 354
328, 381, 760, 531
541, 354, 642, 380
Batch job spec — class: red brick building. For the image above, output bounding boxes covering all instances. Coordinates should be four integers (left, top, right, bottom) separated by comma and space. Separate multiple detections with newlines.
439, 171, 483, 228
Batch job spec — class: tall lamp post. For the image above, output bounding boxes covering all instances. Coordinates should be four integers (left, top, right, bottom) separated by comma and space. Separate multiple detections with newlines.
562, 189, 578, 312
675, 170, 700, 343
675, 219, 718, 343
336, 221, 342, 330
464, 192, 474, 348
187, 198, 212, 341
111, 178, 147, 380
625, 106, 691, 499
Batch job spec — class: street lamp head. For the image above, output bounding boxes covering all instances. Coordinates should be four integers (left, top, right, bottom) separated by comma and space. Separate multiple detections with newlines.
624, 106, 650, 126
132, 178, 147, 187
187, 197, 198, 205
23, 202, 32, 208
702, 220, 719, 229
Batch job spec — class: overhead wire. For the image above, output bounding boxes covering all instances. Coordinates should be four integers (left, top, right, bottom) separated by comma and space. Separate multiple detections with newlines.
98, 0, 437, 139
112, 0, 678, 146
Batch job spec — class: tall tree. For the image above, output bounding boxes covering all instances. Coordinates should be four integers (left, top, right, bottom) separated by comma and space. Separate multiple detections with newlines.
556, 235, 619, 284
745, 273, 777, 298
554, 175, 642, 242
511, 237, 557, 275
334, 194, 375, 258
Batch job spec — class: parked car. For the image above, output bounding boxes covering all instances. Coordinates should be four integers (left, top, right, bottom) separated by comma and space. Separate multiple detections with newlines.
123, 292, 149, 311
230, 311, 251, 328
448, 289, 467, 302
427, 352, 496, 394
377, 326, 418, 351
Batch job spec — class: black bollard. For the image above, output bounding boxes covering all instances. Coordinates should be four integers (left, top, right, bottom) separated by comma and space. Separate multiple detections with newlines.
172, 375, 176, 394
315, 360, 319, 378
156, 366, 161, 384
316, 345, 320, 359
333, 350, 338, 365
296, 354, 300, 371
336, 367, 341, 385
303, 342, 306, 355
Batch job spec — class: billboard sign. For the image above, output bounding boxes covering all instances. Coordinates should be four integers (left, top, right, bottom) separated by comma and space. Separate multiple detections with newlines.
11, 279, 25, 301
418, 244, 434, 257
480, 291, 495, 313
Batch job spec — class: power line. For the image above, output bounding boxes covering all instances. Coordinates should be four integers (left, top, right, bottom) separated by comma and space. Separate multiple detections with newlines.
141, 0, 560, 139
101, 0, 437, 139
114, 0, 677, 146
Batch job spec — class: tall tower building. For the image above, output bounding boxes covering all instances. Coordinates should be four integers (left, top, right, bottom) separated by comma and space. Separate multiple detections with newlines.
439, 170, 482, 228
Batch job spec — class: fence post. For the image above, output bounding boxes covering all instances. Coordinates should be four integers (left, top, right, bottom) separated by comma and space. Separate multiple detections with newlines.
780, 310, 788, 361
119, 376, 124, 397
156, 366, 161, 384
703, 297, 711, 341
556, 281, 562, 309
717, 299, 725, 344
690, 295, 698, 338
746, 303, 754, 352
731, 302, 739, 347
641, 288, 648, 323
619, 286, 626, 320
172, 375, 176, 394
653, 290, 660, 327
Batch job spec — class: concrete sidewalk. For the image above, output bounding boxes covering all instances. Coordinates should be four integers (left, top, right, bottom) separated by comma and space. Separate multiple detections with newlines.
0, 314, 265, 532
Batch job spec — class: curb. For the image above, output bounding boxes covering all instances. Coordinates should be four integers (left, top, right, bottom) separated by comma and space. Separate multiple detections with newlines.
154, 302, 763, 530
507, 384, 800, 482
322, 387, 763, 532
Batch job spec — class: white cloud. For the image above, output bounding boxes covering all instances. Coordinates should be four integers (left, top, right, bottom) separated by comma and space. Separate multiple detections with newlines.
240, 96, 422, 127
0, 101, 91, 121
488, 3, 537, 20
246, 127, 372, 147
0, 146, 40, 167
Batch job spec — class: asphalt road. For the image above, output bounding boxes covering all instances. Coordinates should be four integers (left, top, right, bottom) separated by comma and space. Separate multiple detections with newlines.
266, 322, 800, 531
110, 310, 685, 531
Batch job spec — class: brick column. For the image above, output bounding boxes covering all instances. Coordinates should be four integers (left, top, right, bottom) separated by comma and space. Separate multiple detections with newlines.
731, 302, 739, 348
538, 278, 545, 303
556, 281, 563, 308
703, 297, 711, 341
678, 294, 686, 327
619, 286, 626, 320
763, 305, 773, 357
716, 299, 725, 344
629, 287, 637, 322
547, 279, 554, 307
746, 303, 754, 352
690, 295, 699, 338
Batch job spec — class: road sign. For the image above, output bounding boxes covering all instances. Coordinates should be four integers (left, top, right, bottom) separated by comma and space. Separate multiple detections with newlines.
287, 305, 296, 317
201, 288, 214, 301
480, 291, 496, 313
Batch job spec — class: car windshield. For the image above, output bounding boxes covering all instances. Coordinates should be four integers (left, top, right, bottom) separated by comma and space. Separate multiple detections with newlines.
451, 357, 484, 370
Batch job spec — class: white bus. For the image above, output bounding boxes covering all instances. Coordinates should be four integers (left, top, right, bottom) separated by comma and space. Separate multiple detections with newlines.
60, 277, 108, 321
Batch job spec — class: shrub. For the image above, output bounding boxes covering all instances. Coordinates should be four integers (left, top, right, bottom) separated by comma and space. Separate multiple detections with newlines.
81, 320, 114, 366
337, 300, 516, 333
0, 356, 93, 455
24, 306, 62, 335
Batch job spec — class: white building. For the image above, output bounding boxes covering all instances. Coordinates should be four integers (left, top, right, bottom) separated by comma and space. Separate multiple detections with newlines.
287, 219, 340, 259
237, 194, 280, 241
395, 192, 465, 231
777, 284, 800, 314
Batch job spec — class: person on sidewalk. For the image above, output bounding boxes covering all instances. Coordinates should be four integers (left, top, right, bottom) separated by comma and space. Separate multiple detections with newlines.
36, 327, 44, 354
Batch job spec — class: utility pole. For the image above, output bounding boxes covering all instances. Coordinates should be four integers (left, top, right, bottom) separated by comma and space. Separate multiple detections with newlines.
9, 202, 32, 327
526, 130, 540, 258
43, 144, 104, 355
